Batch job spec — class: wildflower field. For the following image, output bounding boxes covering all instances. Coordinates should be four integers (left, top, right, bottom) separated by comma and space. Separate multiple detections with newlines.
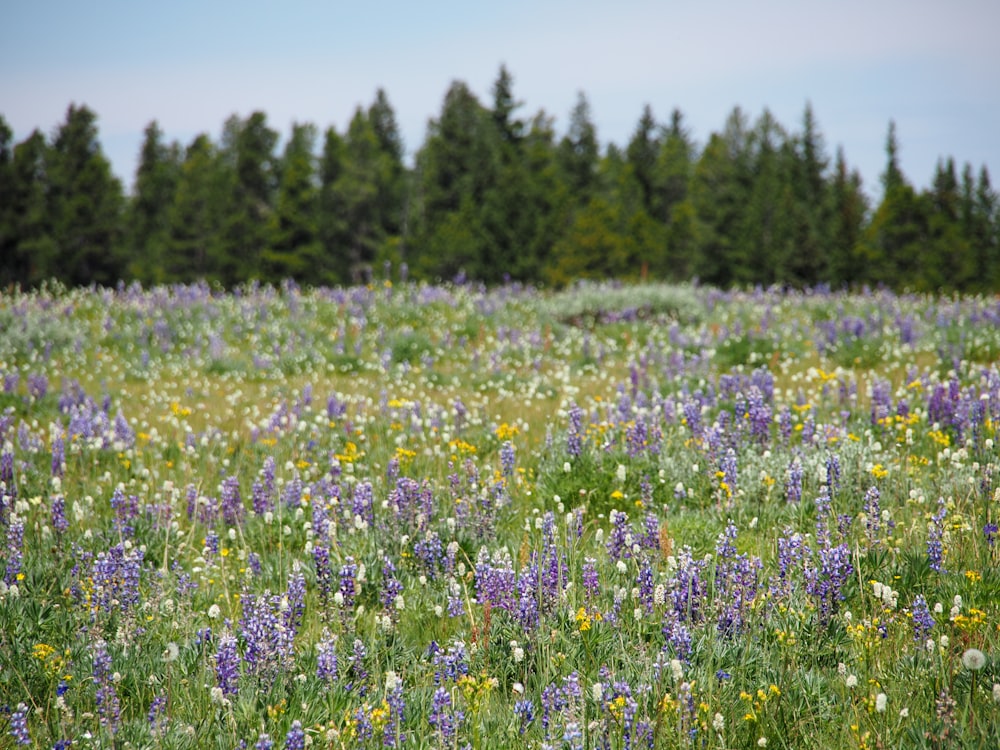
1, 279, 999, 749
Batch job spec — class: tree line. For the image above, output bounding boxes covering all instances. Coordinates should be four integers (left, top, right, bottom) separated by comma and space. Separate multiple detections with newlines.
2, 66, 998, 291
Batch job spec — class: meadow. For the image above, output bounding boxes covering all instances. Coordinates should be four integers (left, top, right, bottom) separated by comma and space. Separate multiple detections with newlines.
1, 278, 998, 749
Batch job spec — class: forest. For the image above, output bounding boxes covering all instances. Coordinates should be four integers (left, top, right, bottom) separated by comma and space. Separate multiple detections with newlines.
1, 66, 998, 291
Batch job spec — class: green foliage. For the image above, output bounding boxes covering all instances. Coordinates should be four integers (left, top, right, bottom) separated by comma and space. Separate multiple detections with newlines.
1, 79, 998, 292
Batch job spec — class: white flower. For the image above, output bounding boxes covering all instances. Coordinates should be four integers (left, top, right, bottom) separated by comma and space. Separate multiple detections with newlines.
513, 646, 524, 663
616, 560, 628, 574
712, 712, 725, 732
899, 708, 909, 718
670, 659, 684, 682
758, 738, 768, 748
962, 648, 986, 671
846, 675, 858, 688
207, 604, 221, 619
563, 462, 571, 473
875, 693, 887, 712
385, 671, 400, 691
992, 683, 1000, 703
512, 682, 524, 695
616, 464, 627, 483
939, 635, 949, 648
394, 595, 405, 610
592, 682, 603, 702
163, 642, 179, 662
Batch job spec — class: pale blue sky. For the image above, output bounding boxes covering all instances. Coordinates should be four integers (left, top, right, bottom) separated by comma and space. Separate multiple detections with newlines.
3, 0, 998, 198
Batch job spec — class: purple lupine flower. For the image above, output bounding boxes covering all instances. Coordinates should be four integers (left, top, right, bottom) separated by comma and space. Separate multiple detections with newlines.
313, 545, 333, 606
27, 373, 48, 400
984, 523, 998, 547
773, 529, 807, 597
51, 434, 65, 477
778, 406, 793, 444
863, 486, 881, 547
582, 557, 600, 600
663, 619, 693, 661
429, 687, 461, 740
9, 702, 30, 745
433, 641, 469, 685
215, 630, 240, 696
567, 403, 584, 458
808, 543, 853, 626
500, 440, 516, 478
284, 721, 305, 750
185, 483, 197, 521
255, 734, 273, 750
381, 556, 404, 619
927, 498, 947, 572
383, 683, 405, 747
282, 474, 303, 509
720, 448, 738, 496
4, 517, 25, 585
825, 454, 841, 498
347, 638, 368, 694
316, 629, 338, 683
514, 698, 535, 735
110, 486, 139, 537
93, 640, 121, 734
338, 557, 358, 618
516, 562, 540, 631
148, 693, 168, 735
606, 509, 632, 561
51, 494, 69, 535
637, 558, 655, 615
413, 530, 444, 580
786, 458, 803, 504
911, 595, 935, 642
90, 543, 144, 616
220, 475, 244, 526
350, 481, 375, 528
669, 546, 706, 624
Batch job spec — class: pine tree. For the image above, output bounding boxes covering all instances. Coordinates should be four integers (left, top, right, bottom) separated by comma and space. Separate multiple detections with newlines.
164, 134, 226, 282
827, 147, 868, 287
216, 111, 279, 285
5, 130, 55, 286
625, 104, 660, 217
47, 104, 125, 286
128, 121, 181, 284
263, 122, 323, 283
557, 92, 600, 204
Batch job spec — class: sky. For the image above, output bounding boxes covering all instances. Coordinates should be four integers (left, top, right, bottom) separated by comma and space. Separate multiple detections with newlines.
3, 0, 998, 199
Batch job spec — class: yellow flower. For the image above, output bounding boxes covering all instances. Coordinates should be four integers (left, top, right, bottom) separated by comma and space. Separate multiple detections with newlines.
495, 423, 519, 440
869, 464, 888, 480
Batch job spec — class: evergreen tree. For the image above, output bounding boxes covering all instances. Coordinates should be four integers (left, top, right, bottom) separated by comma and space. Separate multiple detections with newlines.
785, 103, 832, 285
5, 130, 55, 286
827, 147, 868, 287
625, 104, 660, 216
654, 110, 697, 281
330, 108, 384, 283
689, 107, 752, 286
924, 158, 974, 290
264, 122, 323, 283
216, 111, 279, 285
366, 90, 407, 269
47, 104, 125, 286
557, 92, 600, 204
164, 134, 226, 282
318, 125, 349, 284
411, 81, 498, 279
738, 109, 795, 286
857, 121, 929, 288
0, 117, 17, 286
128, 121, 181, 284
